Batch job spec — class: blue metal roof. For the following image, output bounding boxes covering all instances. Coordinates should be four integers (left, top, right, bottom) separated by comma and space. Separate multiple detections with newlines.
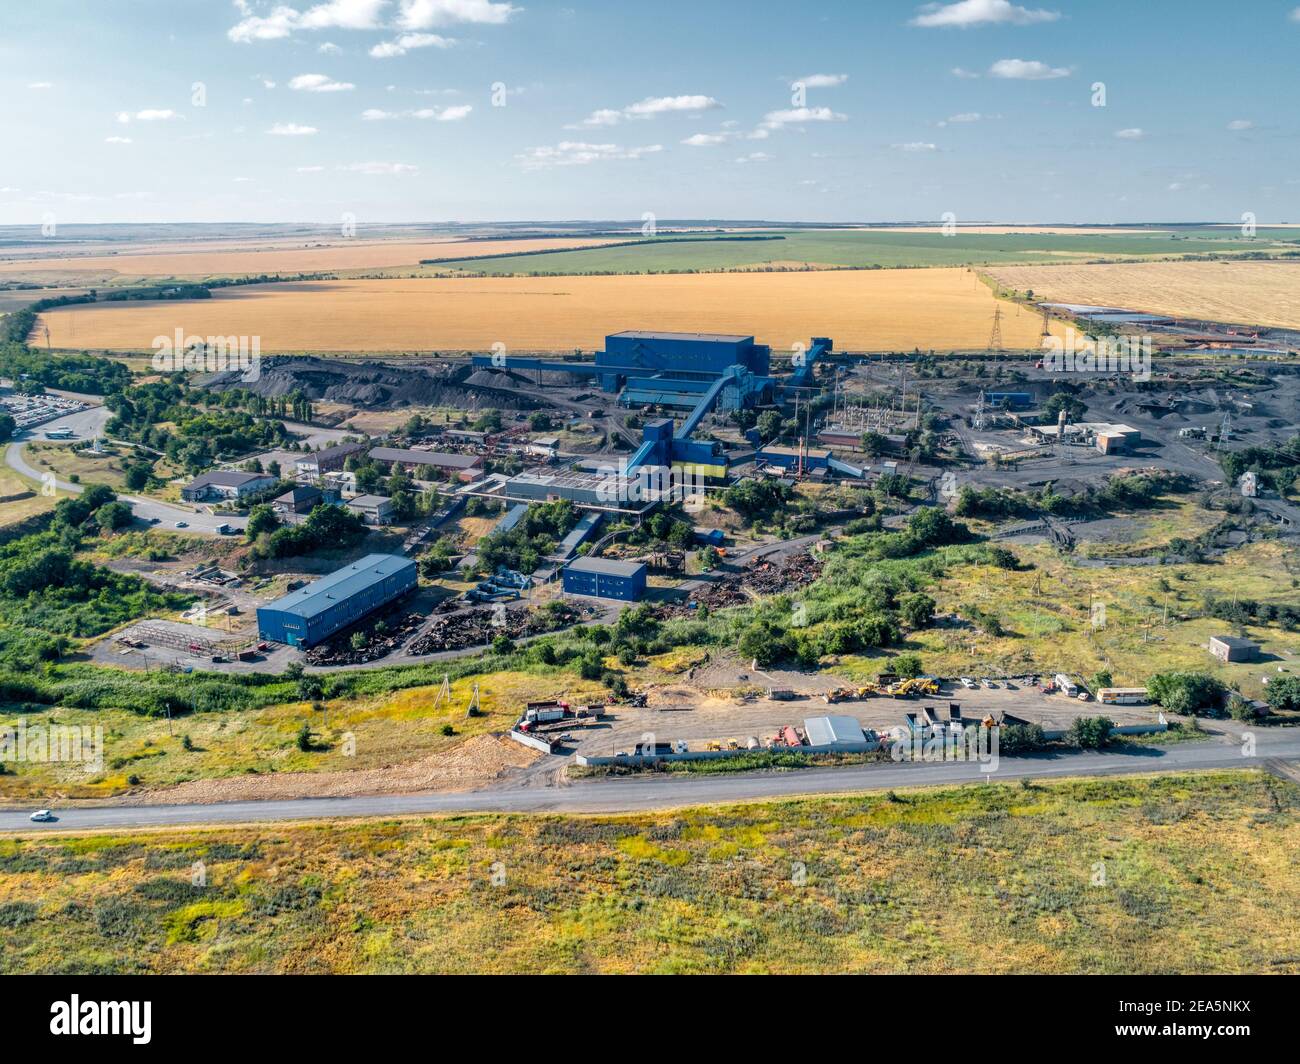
262, 554, 415, 620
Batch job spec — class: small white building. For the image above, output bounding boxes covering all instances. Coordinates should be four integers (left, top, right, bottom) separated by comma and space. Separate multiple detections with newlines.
346, 493, 394, 526
180, 471, 277, 503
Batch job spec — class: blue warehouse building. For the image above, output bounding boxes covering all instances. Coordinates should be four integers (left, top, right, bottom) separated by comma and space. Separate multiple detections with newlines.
562, 556, 647, 602
256, 554, 418, 648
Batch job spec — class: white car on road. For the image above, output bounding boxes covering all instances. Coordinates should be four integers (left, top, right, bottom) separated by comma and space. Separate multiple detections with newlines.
29, 809, 55, 823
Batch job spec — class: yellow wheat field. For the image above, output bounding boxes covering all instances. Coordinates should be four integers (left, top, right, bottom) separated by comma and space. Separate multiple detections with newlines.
988, 260, 1300, 330
36, 268, 1064, 353
0, 237, 616, 282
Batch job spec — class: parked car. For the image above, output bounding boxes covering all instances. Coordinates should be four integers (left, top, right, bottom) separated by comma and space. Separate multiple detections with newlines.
29, 809, 55, 823
960, 677, 975, 689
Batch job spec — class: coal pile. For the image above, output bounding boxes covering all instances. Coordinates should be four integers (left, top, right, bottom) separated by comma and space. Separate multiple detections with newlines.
204, 356, 543, 411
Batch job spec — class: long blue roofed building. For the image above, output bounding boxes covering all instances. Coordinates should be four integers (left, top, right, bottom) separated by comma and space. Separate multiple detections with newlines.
256, 554, 418, 649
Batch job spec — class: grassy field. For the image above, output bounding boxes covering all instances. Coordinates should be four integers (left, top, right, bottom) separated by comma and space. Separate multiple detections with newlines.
987, 260, 1300, 329
433, 228, 1295, 276
0, 237, 618, 286
0, 448, 56, 528
894, 538, 1300, 689
0, 671, 606, 801
37, 269, 1066, 354
0, 771, 1295, 973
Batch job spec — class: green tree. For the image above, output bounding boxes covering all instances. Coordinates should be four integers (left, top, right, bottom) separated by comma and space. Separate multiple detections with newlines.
1067, 716, 1114, 749
1266, 675, 1300, 713
246, 503, 280, 540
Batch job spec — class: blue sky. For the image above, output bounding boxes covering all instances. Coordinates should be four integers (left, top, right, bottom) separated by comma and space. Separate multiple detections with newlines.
2, 0, 1298, 224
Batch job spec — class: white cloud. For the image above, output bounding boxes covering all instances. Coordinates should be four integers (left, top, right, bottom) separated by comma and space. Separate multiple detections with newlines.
1114, 127, 1145, 140
573, 95, 720, 128
229, 0, 388, 42
735, 151, 772, 164
268, 122, 319, 135
517, 141, 664, 170
343, 160, 419, 174
946, 112, 982, 123
951, 66, 981, 79
681, 132, 733, 147
370, 31, 455, 56
319, 41, 342, 53
625, 95, 721, 117
433, 103, 472, 121
229, 5, 300, 41
760, 106, 847, 130
989, 58, 1071, 79
1227, 118, 1254, 131
1291, 6, 1300, 21
104, 136, 132, 144
364, 104, 471, 120
297, 165, 326, 172
290, 73, 355, 92
911, 0, 1060, 28
397, 0, 520, 29
27, 81, 53, 89
576, 108, 623, 128
894, 141, 938, 151
115, 108, 180, 123
793, 73, 848, 89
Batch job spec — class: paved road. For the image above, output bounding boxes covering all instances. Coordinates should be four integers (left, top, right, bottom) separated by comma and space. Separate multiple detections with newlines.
5, 728, 1297, 834
4, 401, 248, 535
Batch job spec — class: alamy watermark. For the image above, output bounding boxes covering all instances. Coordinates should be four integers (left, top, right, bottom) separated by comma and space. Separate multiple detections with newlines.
1041, 327, 1151, 382
151, 328, 261, 382
594, 459, 706, 513
889, 723, 999, 774
0, 719, 104, 773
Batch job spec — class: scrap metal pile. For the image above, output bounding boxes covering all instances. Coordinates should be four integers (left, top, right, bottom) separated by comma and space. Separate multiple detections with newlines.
406, 602, 595, 656
658, 553, 823, 618
303, 611, 426, 667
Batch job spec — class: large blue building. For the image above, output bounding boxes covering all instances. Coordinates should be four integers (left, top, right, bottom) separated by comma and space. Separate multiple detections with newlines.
562, 556, 647, 602
598, 331, 771, 392
256, 554, 418, 648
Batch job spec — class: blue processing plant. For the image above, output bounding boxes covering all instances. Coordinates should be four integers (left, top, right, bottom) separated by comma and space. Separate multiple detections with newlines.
472, 330, 832, 479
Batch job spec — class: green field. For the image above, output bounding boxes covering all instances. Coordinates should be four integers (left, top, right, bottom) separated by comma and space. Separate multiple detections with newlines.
0, 771, 1295, 973
431, 228, 1300, 276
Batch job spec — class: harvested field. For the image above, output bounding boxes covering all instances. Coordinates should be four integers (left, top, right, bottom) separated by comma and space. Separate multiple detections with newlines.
0, 237, 616, 284
987, 260, 1300, 330
38, 269, 1067, 353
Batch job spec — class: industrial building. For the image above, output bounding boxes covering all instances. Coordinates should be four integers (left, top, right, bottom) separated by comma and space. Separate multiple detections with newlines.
1209, 635, 1260, 663
562, 556, 647, 601
256, 554, 417, 648
346, 494, 394, 526
470, 329, 835, 486
757, 443, 832, 473
180, 471, 277, 502
295, 441, 368, 477
272, 485, 324, 516
369, 447, 484, 480
803, 715, 871, 751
